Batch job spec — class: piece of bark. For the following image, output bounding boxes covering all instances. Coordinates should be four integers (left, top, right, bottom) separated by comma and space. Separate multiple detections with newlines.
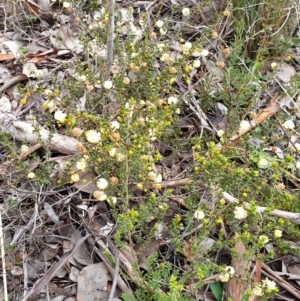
0, 113, 81, 155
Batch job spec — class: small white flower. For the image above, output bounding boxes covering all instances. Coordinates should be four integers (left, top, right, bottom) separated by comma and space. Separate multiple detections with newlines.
296, 161, 300, 170
148, 171, 162, 183
103, 80, 113, 90
239, 120, 251, 131
182, 7, 190, 16
160, 53, 172, 63
252, 285, 264, 296
86, 130, 101, 143
44, 100, 57, 112
54, 110, 67, 123
217, 130, 225, 137
193, 209, 205, 220
219, 266, 235, 282
295, 143, 300, 151
234, 206, 248, 219
116, 152, 125, 162
44, 89, 53, 96
257, 158, 270, 169
109, 148, 117, 157
21, 145, 29, 154
225, 266, 235, 275
63, 2, 70, 8
258, 235, 269, 245
110, 120, 120, 130
282, 119, 295, 130
97, 178, 108, 190
271, 62, 277, 70
159, 28, 167, 35
71, 173, 80, 182
155, 20, 164, 28
184, 42, 192, 50
168, 96, 178, 105
193, 60, 201, 68
28, 172, 35, 179
79, 75, 87, 81
108, 196, 117, 204
93, 190, 108, 201
36, 70, 43, 77
274, 229, 282, 238
76, 159, 86, 171
262, 279, 277, 293
219, 272, 230, 282
200, 49, 209, 57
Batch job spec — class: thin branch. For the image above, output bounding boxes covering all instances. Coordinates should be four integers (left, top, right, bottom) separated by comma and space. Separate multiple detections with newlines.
0, 208, 8, 301
108, 246, 120, 301
105, 0, 115, 79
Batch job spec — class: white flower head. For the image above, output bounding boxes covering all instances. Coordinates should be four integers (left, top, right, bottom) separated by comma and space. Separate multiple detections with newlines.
76, 158, 86, 171
71, 173, 80, 182
93, 190, 107, 201
182, 8, 190, 17
200, 49, 209, 57
160, 53, 172, 63
274, 229, 282, 238
79, 75, 87, 81
194, 209, 205, 220
193, 59, 201, 68
257, 158, 270, 169
258, 235, 269, 245
234, 206, 248, 219
168, 96, 178, 105
108, 196, 117, 205
97, 178, 108, 190
262, 279, 277, 293
21, 145, 29, 154
110, 120, 120, 130
252, 285, 264, 296
217, 130, 225, 137
54, 110, 67, 123
103, 80, 113, 90
109, 148, 117, 157
239, 120, 251, 131
155, 20, 164, 28
184, 42, 192, 50
116, 152, 125, 162
159, 28, 167, 35
86, 130, 101, 143
148, 171, 162, 183
270, 62, 277, 70
282, 119, 295, 130
63, 2, 70, 8
28, 172, 35, 179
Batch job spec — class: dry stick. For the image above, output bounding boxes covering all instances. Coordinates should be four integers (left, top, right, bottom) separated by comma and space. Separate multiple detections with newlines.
260, 263, 300, 300
0, 208, 8, 301
84, 227, 134, 297
0, 74, 28, 93
108, 246, 120, 301
105, 0, 115, 79
222, 191, 300, 225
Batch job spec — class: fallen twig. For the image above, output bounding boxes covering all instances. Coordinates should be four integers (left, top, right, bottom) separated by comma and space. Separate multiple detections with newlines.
108, 246, 120, 301
0, 113, 81, 155
0, 206, 8, 301
222, 191, 300, 225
